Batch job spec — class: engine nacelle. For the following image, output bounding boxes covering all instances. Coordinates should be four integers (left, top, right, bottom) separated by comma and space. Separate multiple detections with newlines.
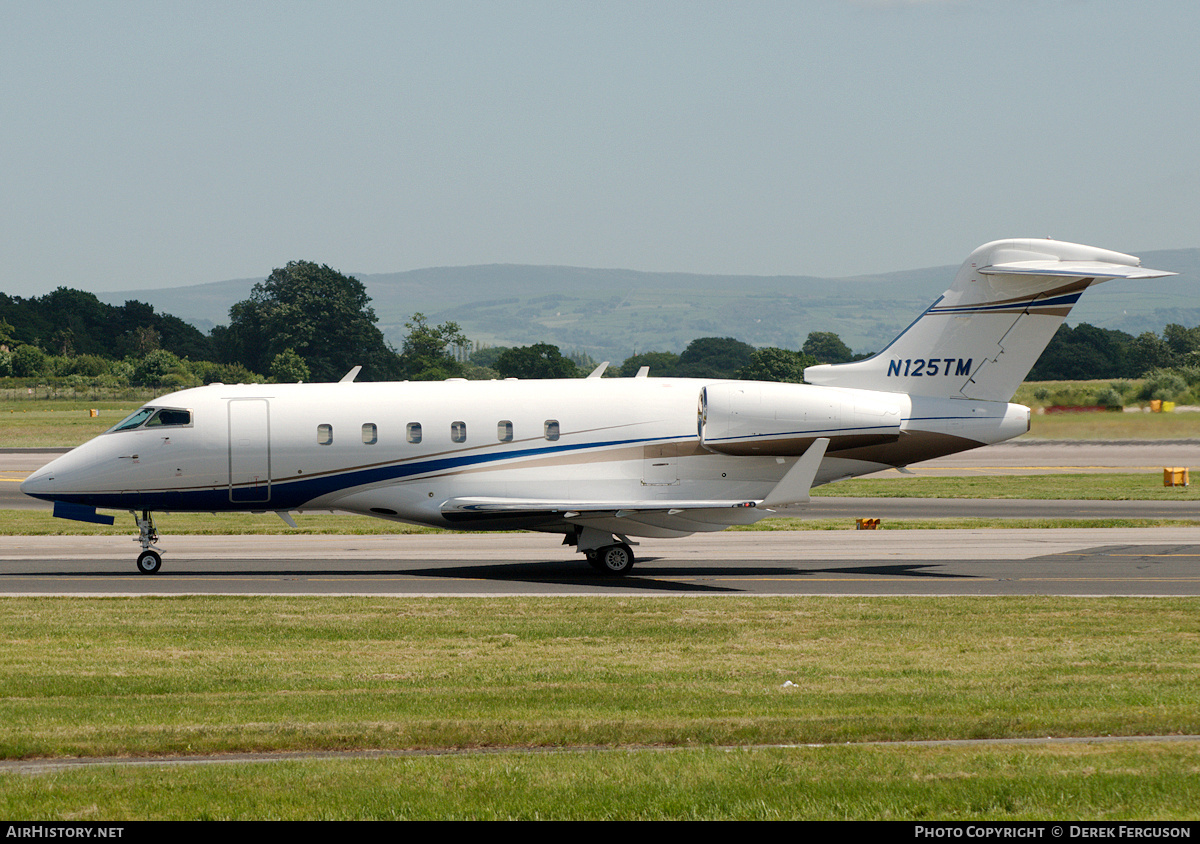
699, 382, 904, 456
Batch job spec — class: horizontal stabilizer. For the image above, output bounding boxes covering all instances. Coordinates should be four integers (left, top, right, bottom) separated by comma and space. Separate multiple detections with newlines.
979, 261, 1174, 280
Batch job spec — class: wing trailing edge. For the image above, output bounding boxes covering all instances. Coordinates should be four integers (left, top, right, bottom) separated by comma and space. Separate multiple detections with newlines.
441, 439, 830, 530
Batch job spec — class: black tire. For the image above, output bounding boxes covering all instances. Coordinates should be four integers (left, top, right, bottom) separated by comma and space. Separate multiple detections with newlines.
136, 550, 162, 574
598, 543, 635, 576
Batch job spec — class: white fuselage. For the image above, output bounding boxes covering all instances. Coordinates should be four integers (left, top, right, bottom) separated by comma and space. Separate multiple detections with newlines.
22, 377, 1028, 537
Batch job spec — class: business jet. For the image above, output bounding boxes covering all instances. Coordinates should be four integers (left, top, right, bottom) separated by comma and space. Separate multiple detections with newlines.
21, 238, 1173, 575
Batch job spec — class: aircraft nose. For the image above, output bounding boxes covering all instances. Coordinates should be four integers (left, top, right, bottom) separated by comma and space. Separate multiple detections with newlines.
20, 468, 57, 499
20, 450, 79, 501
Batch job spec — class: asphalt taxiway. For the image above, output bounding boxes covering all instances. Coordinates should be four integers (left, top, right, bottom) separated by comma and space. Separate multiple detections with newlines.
3, 528, 1200, 596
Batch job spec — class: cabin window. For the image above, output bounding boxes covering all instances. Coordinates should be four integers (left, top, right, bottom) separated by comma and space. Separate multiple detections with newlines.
451, 421, 467, 443
544, 419, 560, 441
406, 423, 422, 444
497, 420, 513, 442
317, 423, 333, 445
362, 423, 378, 445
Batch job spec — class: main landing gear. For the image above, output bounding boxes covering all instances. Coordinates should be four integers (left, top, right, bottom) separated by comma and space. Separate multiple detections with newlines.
569, 527, 637, 576
132, 510, 162, 574
585, 542, 636, 575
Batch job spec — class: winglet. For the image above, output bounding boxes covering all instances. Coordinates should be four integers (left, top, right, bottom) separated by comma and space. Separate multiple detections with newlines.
761, 438, 829, 508
340, 366, 362, 383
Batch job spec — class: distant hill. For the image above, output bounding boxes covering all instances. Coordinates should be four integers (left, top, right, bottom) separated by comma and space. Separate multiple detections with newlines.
96, 248, 1200, 363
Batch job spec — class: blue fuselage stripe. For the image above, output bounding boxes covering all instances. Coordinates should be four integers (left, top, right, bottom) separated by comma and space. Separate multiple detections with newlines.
39, 434, 678, 512
929, 292, 1082, 314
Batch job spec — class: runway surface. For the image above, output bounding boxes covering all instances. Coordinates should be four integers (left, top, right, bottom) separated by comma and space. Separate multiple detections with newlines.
4, 528, 1200, 596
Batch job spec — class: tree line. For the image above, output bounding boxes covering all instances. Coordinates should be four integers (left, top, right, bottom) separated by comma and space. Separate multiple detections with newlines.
1029, 322, 1200, 380
3, 260, 1198, 390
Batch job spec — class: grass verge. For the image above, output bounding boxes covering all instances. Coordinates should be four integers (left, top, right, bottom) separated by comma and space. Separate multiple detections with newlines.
0, 509, 447, 535
4, 743, 1199, 820
3, 596, 1197, 755
0, 402, 141, 447
1026, 407, 1200, 441
812, 472, 1200, 500
1, 595, 1198, 819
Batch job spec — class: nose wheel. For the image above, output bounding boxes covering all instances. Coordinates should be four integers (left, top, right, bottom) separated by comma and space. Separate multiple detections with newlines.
137, 549, 162, 574
132, 510, 163, 574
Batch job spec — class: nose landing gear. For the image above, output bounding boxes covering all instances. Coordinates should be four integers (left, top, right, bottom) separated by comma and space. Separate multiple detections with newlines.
132, 510, 162, 574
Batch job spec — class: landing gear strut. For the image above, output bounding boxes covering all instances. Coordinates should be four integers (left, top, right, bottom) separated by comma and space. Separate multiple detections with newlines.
570, 527, 637, 576
132, 510, 162, 574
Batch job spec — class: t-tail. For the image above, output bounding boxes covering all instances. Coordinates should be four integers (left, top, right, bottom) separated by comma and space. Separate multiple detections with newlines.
804, 238, 1175, 402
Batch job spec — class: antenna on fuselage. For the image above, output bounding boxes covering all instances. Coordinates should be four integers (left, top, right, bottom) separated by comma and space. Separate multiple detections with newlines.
339, 366, 362, 383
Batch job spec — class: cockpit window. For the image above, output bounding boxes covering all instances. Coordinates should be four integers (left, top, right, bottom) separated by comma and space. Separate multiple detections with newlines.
107, 407, 192, 433
145, 409, 192, 427
109, 407, 156, 433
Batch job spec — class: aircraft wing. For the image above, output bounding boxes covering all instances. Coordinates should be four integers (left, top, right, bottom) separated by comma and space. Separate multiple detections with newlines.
441, 496, 760, 520
439, 495, 769, 536
440, 439, 829, 532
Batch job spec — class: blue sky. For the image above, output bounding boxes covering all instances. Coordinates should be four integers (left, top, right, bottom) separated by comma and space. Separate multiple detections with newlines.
3, 0, 1197, 298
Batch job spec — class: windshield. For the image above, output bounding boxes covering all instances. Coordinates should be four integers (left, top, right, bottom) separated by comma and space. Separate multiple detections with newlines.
107, 407, 192, 433
108, 407, 156, 433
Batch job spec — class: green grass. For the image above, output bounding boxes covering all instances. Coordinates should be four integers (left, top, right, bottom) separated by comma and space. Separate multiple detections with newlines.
3, 596, 1198, 757
4, 743, 1199, 820
812, 472, 1200, 500
0, 509, 448, 535
2, 595, 1199, 819
0, 401, 140, 447
1028, 409, 1200, 440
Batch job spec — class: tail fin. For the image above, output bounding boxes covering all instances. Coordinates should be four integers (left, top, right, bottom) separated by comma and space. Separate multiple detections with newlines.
803, 238, 1174, 402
